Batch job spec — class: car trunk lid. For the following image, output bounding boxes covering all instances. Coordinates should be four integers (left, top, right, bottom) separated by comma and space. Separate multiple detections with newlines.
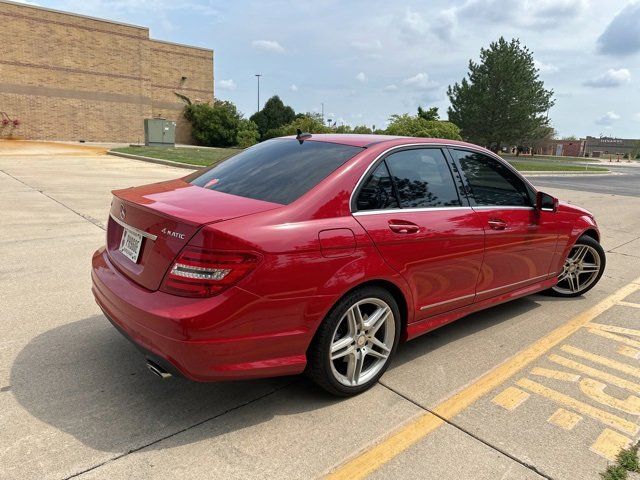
106, 178, 281, 291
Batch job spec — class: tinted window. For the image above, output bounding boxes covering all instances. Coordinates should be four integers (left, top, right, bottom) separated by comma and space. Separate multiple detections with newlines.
356, 161, 399, 211
187, 139, 362, 204
385, 149, 461, 208
452, 150, 532, 207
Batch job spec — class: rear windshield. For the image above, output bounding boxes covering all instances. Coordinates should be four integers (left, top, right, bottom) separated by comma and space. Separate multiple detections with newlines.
186, 139, 363, 204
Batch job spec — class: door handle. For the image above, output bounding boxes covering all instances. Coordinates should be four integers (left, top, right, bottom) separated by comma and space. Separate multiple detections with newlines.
388, 220, 420, 234
488, 218, 507, 230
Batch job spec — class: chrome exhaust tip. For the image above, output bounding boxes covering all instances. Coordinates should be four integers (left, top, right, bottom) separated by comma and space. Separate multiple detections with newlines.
146, 360, 172, 380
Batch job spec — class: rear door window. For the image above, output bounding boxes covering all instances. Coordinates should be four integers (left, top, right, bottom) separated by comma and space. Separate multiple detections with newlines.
187, 139, 363, 204
385, 148, 462, 208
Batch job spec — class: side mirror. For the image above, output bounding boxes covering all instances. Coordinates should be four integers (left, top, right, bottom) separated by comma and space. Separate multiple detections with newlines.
536, 191, 558, 212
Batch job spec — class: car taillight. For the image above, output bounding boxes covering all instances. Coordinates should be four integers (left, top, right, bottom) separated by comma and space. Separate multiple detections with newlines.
160, 246, 260, 297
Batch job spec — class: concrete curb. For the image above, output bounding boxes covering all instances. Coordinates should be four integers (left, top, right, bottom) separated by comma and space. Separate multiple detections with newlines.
107, 151, 200, 170
522, 171, 612, 177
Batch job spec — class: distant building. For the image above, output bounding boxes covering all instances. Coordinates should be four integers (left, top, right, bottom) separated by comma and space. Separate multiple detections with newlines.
583, 136, 640, 158
534, 139, 585, 157
0, 0, 213, 144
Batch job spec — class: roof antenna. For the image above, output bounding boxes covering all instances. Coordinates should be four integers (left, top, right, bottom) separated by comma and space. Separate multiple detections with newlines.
296, 128, 312, 144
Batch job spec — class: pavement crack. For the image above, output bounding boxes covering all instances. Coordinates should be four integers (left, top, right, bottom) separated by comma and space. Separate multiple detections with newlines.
0, 169, 106, 231
378, 381, 556, 480
63, 379, 298, 479
607, 236, 640, 253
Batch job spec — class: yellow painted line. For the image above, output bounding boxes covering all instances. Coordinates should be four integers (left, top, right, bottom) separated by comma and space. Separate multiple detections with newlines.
588, 328, 640, 349
579, 378, 640, 415
325, 278, 640, 480
492, 386, 530, 410
547, 408, 582, 431
618, 345, 640, 359
618, 301, 640, 310
561, 345, 640, 378
549, 354, 640, 394
516, 378, 639, 436
530, 367, 579, 382
590, 322, 640, 338
590, 428, 631, 462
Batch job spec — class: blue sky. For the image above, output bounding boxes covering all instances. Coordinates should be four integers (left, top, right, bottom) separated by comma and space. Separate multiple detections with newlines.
24, 0, 640, 138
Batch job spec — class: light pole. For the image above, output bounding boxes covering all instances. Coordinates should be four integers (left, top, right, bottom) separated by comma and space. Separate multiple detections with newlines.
321, 102, 324, 124
255, 74, 262, 113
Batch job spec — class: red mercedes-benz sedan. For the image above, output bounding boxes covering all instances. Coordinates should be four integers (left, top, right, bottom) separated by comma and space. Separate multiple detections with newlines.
92, 134, 605, 396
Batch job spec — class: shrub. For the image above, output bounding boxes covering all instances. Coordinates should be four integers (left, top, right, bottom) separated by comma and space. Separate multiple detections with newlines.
237, 119, 260, 148
184, 100, 241, 147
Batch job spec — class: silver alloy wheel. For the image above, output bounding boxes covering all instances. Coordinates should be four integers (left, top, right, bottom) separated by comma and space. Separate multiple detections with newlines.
329, 298, 396, 387
553, 244, 602, 295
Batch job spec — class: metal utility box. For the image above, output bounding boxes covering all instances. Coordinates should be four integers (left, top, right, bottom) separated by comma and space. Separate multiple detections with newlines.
144, 118, 176, 146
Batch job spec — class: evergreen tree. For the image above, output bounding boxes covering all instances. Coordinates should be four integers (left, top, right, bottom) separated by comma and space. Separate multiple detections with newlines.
447, 37, 554, 151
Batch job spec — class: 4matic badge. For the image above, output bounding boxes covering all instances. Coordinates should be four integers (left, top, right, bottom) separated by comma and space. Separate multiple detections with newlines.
161, 228, 186, 240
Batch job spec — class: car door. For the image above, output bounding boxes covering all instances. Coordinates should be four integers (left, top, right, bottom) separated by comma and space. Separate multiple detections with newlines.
449, 148, 559, 301
353, 147, 485, 319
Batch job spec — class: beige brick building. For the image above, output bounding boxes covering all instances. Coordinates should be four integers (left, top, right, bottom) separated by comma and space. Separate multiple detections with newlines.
0, 0, 213, 144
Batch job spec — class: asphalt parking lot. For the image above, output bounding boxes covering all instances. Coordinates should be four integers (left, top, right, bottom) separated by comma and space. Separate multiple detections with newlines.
2, 142, 640, 480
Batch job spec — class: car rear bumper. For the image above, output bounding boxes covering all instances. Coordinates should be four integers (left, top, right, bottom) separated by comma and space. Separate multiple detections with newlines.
91, 247, 308, 381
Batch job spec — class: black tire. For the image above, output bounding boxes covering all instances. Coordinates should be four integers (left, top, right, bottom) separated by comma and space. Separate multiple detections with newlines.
544, 234, 606, 297
306, 286, 401, 396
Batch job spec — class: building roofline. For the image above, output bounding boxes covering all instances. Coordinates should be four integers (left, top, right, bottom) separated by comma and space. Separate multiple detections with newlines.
149, 38, 213, 54
0, 0, 148, 30
0, 0, 214, 52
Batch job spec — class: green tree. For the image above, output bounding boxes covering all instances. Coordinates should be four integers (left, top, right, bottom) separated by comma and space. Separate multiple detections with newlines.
385, 113, 462, 140
417, 106, 439, 121
447, 37, 554, 151
352, 125, 373, 134
184, 100, 241, 147
334, 124, 353, 133
250, 95, 296, 139
275, 113, 331, 136
236, 119, 260, 148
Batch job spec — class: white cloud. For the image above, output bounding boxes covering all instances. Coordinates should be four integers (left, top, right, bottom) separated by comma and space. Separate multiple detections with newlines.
534, 59, 559, 73
400, 8, 429, 35
384, 84, 398, 92
355, 72, 367, 83
584, 68, 631, 88
251, 40, 285, 53
596, 111, 621, 125
289, 84, 298, 92
401, 72, 438, 90
216, 79, 236, 91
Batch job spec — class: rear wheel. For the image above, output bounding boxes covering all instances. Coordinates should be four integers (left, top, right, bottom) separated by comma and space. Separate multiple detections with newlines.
307, 286, 400, 396
546, 235, 605, 297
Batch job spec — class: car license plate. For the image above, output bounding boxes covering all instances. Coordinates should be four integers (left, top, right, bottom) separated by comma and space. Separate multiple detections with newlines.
119, 228, 143, 263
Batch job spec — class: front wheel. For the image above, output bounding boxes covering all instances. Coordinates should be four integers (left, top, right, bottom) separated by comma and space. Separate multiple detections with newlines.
306, 286, 401, 396
546, 235, 606, 297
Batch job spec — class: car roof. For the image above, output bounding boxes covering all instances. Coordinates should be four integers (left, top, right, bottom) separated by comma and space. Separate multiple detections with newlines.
282, 133, 489, 151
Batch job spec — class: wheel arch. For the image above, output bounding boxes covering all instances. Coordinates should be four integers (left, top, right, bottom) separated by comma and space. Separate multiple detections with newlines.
580, 228, 600, 242
306, 277, 411, 357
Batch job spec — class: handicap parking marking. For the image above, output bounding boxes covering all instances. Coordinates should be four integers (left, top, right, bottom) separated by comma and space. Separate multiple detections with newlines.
489, 298, 640, 463
326, 279, 640, 480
